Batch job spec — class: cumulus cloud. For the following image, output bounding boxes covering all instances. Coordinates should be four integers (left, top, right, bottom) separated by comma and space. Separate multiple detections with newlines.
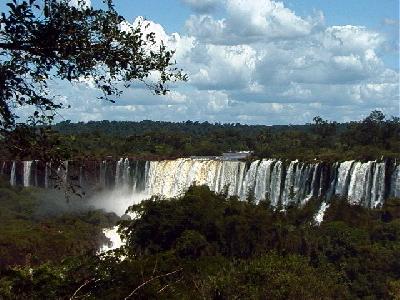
53, 0, 398, 124
186, 0, 316, 44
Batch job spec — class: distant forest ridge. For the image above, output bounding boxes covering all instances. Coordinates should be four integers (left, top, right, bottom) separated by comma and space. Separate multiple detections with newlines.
1, 111, 398, 162
52, 119, 340, 136
47, 111, 400, 162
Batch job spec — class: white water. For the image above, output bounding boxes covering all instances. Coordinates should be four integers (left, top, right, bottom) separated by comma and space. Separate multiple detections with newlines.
314, 202, 330, 224
335, 161, 354, 196
99, 227, 124, 253
10, 161, 16, 186
23, 161, 33, 187
3, 158, 399, 253
390, 164, 400, 198
4, 158, 399, 209
95, 188, 148, 253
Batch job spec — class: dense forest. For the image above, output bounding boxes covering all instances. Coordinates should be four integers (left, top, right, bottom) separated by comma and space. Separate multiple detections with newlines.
1, 1, 398, 298
0, 183, 399, 299
20, 110, 400, 161
0, 179, 119, 267
0, 110, 399, 299
1, 110, 398, 163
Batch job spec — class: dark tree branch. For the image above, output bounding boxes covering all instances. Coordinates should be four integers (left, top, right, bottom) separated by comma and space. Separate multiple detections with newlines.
123, 268, 183, 299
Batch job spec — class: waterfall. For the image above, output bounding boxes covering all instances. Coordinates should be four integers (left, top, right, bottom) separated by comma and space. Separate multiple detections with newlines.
304, 163, 320, 203
281, 161, 297, 205
334, 161, 354, 197
347, 161, 373, 205
143, 158, 397, 207
370, 162, 385, 208
146, 158, 247, 199
10, 161, 16, 186
390, 164, 400, 198
269, 161, 284, 206
5, 157, 399, 208
241, 160, 260, 200
115, 158, 123, 187
254, 159, 275, 202
314, 202, 330, 224
132, 161, 147, 192
122, 158, 130, 187
23, 161, 33, 187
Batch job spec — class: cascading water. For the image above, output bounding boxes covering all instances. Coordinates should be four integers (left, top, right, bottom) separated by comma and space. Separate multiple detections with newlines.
23, 161, 33, 187
314, 202, 330, 224
1, 158, 399, 209
390, 164, 400, 198
370, 162, 386, 208
347, 161, 373, 205
10, 161, 16, 186
334, 161, 354, 196
3, 157, 397, 255
253, 159, 275, 202
269, 161, 284, 206
115, 158, 123, 187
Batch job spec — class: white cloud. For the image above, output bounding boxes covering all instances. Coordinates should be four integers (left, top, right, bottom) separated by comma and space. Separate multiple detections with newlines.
189, 44, 256, 90
52, 0, 398, 125
225, 0, 312, 38
186, 0, 314, 45
322, 25, 384, 54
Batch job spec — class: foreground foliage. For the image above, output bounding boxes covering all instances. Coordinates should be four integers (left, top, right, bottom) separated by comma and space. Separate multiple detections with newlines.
1, 185, 399, 299
0, 179, 118, 267
0, 0, 186, 171
1, 0, 184, 129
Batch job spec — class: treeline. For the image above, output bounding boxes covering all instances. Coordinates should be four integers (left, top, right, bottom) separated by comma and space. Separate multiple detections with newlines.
1, 185, 399, 299
0, 110, 398, 162
56, 110, 399, 161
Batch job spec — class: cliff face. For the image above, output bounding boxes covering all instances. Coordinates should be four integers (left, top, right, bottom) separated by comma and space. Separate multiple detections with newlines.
1, 158, 399, 208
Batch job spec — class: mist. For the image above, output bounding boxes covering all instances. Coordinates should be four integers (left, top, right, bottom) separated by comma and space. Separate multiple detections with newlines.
86, 187, 149, 216
33, 186, 149, 217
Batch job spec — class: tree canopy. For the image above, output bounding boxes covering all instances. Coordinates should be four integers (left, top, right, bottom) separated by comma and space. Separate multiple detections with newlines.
1, 184, 399, 299
0, 0, 185, 132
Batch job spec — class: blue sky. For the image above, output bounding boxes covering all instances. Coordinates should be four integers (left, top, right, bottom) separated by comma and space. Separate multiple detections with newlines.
109, 0, 399, 69
7, 0, 400, 124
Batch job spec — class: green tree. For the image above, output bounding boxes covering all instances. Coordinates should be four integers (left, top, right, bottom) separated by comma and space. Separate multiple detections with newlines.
0, 0, 186, 162
311, 116, 337, 143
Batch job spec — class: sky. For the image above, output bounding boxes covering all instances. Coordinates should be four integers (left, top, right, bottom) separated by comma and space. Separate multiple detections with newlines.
24, 0, 400, 124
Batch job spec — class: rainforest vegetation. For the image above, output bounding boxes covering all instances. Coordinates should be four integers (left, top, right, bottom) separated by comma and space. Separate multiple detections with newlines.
0, 179, 119, 268
0, 1, 399, 299
3, 110, 396, 162
0, 181, 399, 299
